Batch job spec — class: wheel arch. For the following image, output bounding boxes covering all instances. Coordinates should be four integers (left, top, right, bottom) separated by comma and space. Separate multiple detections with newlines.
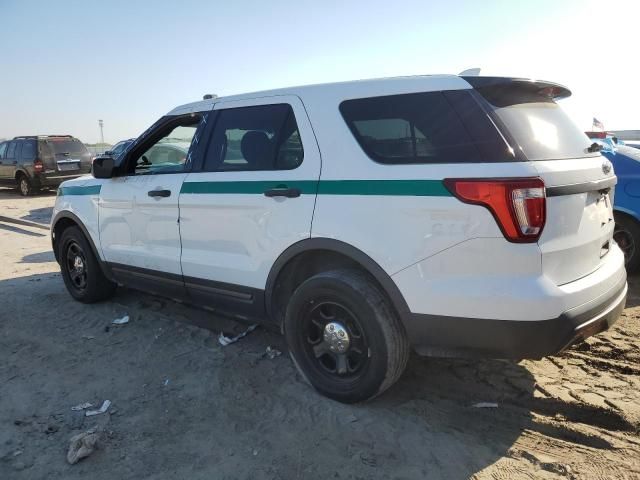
51, 211, 114, 281
265, 238, 411, 327
614, 207, 640, 225
15, 168, 31, 180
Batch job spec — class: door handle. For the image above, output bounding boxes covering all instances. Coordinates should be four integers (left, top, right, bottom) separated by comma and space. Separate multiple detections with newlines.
148, 189, 171, 198
263, 186, 301, 198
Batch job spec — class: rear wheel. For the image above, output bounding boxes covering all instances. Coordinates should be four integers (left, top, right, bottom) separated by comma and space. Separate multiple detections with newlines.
284, 269, 409, 403
58, 226, 117, 303
614, 214, 640, 273
17, 174, 36, 196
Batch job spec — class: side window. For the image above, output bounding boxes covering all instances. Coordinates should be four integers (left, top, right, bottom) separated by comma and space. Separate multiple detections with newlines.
0, 142, 6, 159
203, 103, 304, 172
20, 140, 36, 161
6, 141, 18, 160
339, 90, 512, 164
129, 117, 201, 175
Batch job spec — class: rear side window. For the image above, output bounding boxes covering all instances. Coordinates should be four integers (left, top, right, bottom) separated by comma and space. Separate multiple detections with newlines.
340, 90, 512, 164
203, 104, 304, 171
0, 143, 6, 159
21, 140, 36, 160
474, 83, 596, 161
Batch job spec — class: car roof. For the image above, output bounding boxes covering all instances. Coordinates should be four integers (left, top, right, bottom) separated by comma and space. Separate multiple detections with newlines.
166, 74, 470, 115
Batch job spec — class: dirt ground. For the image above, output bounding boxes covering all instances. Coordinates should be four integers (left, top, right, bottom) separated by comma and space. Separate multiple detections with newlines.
0, 188, 639, 480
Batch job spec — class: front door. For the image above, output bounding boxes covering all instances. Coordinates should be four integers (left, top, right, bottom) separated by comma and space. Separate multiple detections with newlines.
98, 113, 208, 298
178, 96, 321, 316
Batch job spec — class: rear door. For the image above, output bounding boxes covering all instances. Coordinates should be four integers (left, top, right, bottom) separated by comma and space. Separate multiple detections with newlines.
0, 142, 8, 180
469, 78, 616, 284
178, 96, 321, 315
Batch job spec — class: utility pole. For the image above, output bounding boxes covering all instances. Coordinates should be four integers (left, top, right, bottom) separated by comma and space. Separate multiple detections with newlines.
98, 119, 104, 144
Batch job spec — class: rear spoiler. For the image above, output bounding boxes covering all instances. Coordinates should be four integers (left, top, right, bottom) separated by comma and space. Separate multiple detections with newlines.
462, 76, 572, 100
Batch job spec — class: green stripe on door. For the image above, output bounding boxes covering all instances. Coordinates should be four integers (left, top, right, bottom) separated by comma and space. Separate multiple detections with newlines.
180, 180, 451, 196
180, 180, 318, 195
58, 185, 102, 196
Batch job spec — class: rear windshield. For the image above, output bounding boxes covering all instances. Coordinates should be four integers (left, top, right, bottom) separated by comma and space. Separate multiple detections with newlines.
43, 138, 89, 155
475, 86, 597, 161
340, 90, 513, 164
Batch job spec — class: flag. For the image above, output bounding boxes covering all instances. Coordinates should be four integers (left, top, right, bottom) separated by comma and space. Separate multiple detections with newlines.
593, 117, 604, 130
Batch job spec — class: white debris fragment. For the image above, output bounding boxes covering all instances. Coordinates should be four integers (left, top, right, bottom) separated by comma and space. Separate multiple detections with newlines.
265, 346, 282, 359
218, 324, 258, 346
71, 402, 94, 411
112, 315, 130, 325
85, 400, 111, 417
472, 402, 499, 408
163, 379, 169, 386
67, 431, 99, 464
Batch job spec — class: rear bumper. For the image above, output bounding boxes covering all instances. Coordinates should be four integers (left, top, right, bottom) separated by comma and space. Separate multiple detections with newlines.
404, 272, 627, 359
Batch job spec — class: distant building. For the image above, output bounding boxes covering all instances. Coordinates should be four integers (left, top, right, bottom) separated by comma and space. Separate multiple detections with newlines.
610, 130, 640, 141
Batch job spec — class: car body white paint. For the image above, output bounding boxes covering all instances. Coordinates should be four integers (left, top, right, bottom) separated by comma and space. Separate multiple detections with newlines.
53, 74, 626, 335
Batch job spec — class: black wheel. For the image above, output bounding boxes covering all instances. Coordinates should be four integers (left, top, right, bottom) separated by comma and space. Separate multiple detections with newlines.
284, 269, 409, 403
614, 214, 640, 273
58, 226, 117, 303
17, 174, 35, 196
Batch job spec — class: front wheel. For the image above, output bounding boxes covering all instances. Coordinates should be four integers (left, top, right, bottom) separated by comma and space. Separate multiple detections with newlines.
614, 214, 640, 273
58, 226, 117, 303
284, 269, 409, 403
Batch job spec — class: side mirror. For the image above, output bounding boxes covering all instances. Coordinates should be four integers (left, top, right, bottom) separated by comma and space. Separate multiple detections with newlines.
104, 150, 114, 155
92, 156, 116, 179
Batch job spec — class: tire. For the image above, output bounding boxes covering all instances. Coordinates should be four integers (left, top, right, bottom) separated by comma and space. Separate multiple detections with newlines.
58, 226, 117, 303
614, 213, 640, 273
17, 174, 36, 196
284, 269, 410, 403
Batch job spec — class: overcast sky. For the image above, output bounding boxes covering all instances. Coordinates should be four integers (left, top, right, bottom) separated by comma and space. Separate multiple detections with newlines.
0, 0, 637, 143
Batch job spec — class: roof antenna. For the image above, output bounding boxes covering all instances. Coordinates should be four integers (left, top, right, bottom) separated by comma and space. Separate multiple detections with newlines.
458, 68, 481, 76
203, 94, 217, 100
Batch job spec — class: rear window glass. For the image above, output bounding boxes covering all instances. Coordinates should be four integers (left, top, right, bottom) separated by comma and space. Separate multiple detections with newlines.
476, 85, 597, 161
339, 90, 513, 164
44, 138, 89, 156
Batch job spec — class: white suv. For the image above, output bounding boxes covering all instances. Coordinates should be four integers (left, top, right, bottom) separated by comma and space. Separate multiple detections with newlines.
51, 75, 627, 403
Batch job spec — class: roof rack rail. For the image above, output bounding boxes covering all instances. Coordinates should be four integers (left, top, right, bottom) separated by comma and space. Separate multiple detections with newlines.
13, 135, 75, 140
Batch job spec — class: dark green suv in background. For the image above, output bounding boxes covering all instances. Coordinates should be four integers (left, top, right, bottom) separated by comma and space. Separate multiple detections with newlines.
0, 135, 92, 195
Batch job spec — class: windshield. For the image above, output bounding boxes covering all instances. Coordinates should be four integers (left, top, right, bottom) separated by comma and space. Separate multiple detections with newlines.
477, 86, 598, 161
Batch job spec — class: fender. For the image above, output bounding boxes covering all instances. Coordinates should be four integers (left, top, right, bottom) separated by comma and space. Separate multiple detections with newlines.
264, 238, 411, 322
51, 210, 116, 282
614, 206, 640, 224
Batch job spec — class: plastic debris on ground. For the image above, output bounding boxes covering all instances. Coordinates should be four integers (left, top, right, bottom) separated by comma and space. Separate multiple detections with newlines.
71, 402, 93, 411
112, 315, 130, 325
472, 402, 499, 408
265, 346, 282, 359
85, 400, 111, 417
67, 430, 99, 464
163, 379, 169, 386
218, 324, 258, 346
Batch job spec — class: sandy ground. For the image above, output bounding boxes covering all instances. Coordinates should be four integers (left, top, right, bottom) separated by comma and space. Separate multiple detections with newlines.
0, 187, 639, 480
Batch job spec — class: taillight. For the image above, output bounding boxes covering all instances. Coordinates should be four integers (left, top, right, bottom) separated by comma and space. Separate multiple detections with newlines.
34, 159, 44, 173
444, 178, 546, 243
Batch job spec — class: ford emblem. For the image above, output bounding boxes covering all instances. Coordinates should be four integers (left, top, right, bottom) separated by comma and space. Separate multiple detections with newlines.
602, 160, 612, 175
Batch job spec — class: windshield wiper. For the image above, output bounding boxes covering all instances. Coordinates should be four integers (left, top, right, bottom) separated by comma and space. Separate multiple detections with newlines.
587, 142, 603, 153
